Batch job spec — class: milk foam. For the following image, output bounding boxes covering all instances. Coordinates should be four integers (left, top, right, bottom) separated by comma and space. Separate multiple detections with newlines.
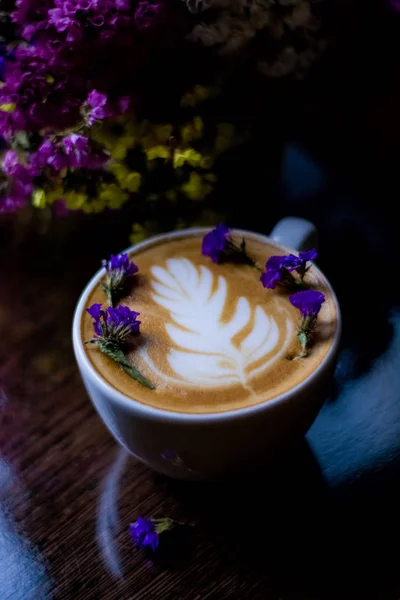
141, 258, 293, 390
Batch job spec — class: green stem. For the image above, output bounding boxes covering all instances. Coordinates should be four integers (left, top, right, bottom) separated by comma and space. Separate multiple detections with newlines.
102, 283, 116, 308
94, 342, 154, 389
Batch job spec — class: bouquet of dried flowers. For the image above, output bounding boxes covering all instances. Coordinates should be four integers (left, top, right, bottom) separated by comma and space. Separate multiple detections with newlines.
0, 0, 324, 240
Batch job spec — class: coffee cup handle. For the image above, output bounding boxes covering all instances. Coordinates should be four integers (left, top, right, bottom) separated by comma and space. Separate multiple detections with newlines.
269, 217, 318, 252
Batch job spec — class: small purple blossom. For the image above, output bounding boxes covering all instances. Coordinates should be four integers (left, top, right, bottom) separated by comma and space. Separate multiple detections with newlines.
289, 290, 325, 317
86, 90, 108, 125
85, 303, 153, 388
130, 517, 158, 551
202, 224, 230, 263
31, 135, 106, 173
288, 290, 326, 358
282, 248, 318, 271
0, 150, 34, 213
103, 253, 138, 278
135, 1, 163, 30
129, 517, 178, 552
86, 303, 141, 342
260, 255, 287, 289
261, 248, 317, 289
102, 253, 139, 306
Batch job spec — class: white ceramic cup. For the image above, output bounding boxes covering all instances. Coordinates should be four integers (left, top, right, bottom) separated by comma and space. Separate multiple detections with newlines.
72, 218, 341, 480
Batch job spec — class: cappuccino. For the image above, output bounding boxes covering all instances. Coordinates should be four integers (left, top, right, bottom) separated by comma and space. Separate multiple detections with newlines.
81, 231, 337, 413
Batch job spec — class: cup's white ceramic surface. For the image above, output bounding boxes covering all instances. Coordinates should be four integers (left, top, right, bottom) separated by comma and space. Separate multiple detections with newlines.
72, 218, 341, 480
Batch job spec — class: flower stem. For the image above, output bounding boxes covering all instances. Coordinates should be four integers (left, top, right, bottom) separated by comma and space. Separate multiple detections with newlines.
296, 330, 309, 358
101, 283, 116, 308
89, 340, 154, 389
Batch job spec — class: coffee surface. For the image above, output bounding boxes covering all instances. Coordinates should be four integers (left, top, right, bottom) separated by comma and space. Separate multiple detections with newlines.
81, 232, 337, 413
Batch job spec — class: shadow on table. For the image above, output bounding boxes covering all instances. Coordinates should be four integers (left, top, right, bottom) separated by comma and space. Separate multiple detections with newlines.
164, 439, 400, 600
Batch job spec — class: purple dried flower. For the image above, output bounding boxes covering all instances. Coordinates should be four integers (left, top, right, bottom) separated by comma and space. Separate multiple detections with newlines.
102, 253, 138, 306
202, 224, 257, 267
282, 248, 318, 276
86, 303, 104, 336
86, 303, 141, 341
289, 290, 326, 358
261, 248, 317, 290
129, 517, 178, 552
202, 223, 230, 264
299, 248, 318, 262
0, 150, 34, 213
103, 253, 138, 278
85, 303, 153, 388
31, 135, 106, 173
130, 517, 154, 541
130, 518, 159, 551
135, 1, 163, 30
260, 255, 287, 289
86, 90, 108, 125
289, 290, 325, 317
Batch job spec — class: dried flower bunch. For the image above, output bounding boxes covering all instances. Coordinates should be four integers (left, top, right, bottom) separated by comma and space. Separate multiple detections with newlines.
1, 0, 324, 237
203, 224, 325, 358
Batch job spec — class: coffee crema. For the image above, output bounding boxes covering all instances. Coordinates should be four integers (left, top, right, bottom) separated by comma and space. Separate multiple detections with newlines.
81, 232, 337, 414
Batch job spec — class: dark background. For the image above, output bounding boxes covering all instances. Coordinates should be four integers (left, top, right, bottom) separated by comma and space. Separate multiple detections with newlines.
1, 2, 400, 599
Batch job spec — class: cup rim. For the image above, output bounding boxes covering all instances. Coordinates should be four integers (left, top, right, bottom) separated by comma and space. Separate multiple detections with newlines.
72, 227, 342, 423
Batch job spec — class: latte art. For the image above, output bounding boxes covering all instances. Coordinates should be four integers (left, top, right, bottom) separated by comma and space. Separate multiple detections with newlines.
82, 232, 337, 413
147, 259, 293, 389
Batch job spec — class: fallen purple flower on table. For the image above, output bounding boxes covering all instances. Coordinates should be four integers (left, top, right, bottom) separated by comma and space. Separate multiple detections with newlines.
130, 517, 179, 552
288, 290, 326, 358
86, 304, 153, 388
130, 517, 159, 551
101, 252, 139, 306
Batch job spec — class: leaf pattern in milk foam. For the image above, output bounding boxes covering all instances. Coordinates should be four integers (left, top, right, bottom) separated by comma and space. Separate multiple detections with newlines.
150, 259, 292, 389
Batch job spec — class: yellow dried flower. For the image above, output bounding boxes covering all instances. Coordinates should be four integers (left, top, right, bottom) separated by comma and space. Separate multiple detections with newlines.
32, 189, 47, 208
98, 182, 129, 209
181, 116, 203, 145
145, 145, 170, 161
0, 103, 16, 113
181, 172, 214, 201
33, 184, 65, 208
173, 148, 203, 168
153, 124, 173, 144
64, 190, 89, 210
91, 117, 136, 160
180, 86, 209, 108
108, 163, 142, 192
